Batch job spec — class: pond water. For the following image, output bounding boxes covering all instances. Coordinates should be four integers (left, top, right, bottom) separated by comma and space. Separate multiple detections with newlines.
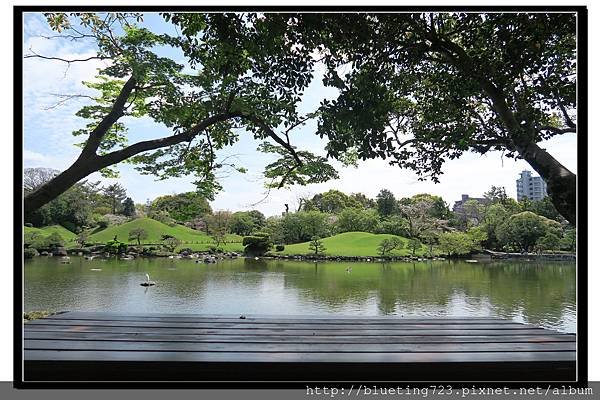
24, 257, 576, 333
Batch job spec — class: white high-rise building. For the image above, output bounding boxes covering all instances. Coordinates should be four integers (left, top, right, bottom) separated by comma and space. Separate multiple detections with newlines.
516, 170, 548, 201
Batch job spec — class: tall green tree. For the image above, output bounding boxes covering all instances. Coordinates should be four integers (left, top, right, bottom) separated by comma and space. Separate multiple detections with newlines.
150, 192, 212, 223
303, 190, 360, 214
121, 197, 136, 217
376, 189, 398, 218
102, 183, 127, 214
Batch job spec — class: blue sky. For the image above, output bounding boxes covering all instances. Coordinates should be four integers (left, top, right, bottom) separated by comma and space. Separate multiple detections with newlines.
22, 12, 578, 216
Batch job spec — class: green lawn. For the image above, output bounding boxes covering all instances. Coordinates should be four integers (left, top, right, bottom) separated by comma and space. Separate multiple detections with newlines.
87, 217, 242, 246
24, 225, 77, 242
277, 232, 426, 257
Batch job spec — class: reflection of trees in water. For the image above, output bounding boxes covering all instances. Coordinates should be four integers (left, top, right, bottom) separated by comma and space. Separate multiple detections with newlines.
282, 260, 575, 325
25, 257, 575, 330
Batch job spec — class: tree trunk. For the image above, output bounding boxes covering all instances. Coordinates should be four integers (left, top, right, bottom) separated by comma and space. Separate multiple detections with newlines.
515, 141, 577, 226
24, 157, 99, 215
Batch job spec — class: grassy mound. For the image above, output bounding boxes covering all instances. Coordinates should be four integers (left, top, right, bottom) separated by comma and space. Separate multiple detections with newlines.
278, 232, 425, 257
88, 217, 242, 248
24, 225, 77, 242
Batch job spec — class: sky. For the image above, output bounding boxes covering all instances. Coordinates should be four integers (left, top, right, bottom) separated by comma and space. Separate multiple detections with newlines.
22, 12, 578, 216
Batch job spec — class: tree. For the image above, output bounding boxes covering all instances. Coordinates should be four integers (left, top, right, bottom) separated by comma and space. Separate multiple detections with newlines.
150, 192, 212, 223
303, 190, 360, 214
161, 236, 181, 252
336, 208, 379, 233
45, 232, 65, 249
376, 189, 398, 218
308, 236, 326, 255
484, 186, 509, 205
268, 13, 576, 224
102, 183, 127, 214
398, 196, 448, 240
461, 199, 487, 227
496, 211, 548, 252
247, 210, 266, 230
438, 232, 475, 257
229, 212, 256, 236
242, 232, 273, 256
24, 168, 59, 193
407, 238, 422, 257
75, 232, 88, 248
121, 197, 136, 217
535, 232, 561, 253
206, 211, 232, 249
377, 237, 404, 256
128, 228, 149, 246
25, 180, 99, 231
350, 193, 375, 209
23, 13, 335, 214
560, 228, 576, 252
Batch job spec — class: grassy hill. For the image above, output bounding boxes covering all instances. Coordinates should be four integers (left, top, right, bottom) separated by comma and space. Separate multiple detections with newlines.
87, 218, 243, 252
24, 225, 77, 242
278, 232, 425, 257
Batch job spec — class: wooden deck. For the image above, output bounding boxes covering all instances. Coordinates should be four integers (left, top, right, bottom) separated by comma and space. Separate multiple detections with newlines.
24, 311, 576, 381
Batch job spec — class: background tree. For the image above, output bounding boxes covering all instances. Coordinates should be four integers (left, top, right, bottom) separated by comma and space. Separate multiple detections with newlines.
161, 236, 181, 252
308, 236, 326, 256
102, 183, 127, 214
377, 237, 403, 256
376, 189, 398, 218
206, 211, 232, 249
336, 208, 379, 233
496, 211, 548, 252
25, 180, 99, 231
242, 232, 272, 256
229, 212, 256, 236
438, 232, 476, 257
24, 167, 59, 193
407, 238, 422, 257
535, 232, 561, 253
75, 232, 88, 248
150, 192, 212, 223
121, 197, 136, 217
128, 228, 149, 246
303, 190, 360, 214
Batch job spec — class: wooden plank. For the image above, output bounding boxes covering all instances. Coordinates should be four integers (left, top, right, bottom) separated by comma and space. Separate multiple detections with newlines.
25, 319, 543, 330
24, 349, 575, 363
24, 331, 575, 343
23, 325, 552, 336
24, 339, 576, 353
48, 311, 510, 322
51, 311, 510, 322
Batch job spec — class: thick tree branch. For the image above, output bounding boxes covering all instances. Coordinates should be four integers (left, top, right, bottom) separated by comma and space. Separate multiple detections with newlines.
78, 75, 137, 160
539, 126, 577, 135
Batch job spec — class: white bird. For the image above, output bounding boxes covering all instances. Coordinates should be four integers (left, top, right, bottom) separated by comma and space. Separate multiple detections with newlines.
140, 273, 156, 287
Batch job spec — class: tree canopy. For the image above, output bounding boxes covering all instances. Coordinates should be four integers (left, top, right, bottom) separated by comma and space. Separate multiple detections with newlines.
24, 12, 578, 225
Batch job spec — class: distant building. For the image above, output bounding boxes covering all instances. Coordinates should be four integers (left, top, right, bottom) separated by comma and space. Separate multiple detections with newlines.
452, 194, 488, 215
516, 170, 548, 201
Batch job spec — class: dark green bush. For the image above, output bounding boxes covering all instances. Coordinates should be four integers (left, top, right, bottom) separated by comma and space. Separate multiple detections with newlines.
242, 232, 273, 256
24, 248, 38, 258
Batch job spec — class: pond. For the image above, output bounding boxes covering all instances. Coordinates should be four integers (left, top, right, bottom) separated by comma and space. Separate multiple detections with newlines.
24, 256, 576, 333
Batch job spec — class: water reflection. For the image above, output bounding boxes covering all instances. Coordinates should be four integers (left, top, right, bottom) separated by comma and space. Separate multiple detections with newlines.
24, 257, 576, 333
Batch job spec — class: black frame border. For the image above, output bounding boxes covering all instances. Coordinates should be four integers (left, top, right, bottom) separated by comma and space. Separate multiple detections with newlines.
13, 4, 589, 390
